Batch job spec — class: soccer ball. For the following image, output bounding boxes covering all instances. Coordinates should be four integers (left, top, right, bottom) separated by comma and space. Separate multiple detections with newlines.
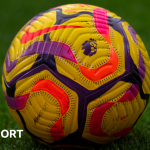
2, 3, 150, 147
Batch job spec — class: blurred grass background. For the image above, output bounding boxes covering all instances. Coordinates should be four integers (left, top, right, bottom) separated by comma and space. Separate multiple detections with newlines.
0, 0, 150, 149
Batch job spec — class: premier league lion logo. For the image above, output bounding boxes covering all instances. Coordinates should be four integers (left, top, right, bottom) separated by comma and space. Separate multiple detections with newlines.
82, 38, 97, 56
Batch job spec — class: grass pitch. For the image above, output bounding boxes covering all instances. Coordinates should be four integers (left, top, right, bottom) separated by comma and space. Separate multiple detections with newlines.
0, 0, 150, 149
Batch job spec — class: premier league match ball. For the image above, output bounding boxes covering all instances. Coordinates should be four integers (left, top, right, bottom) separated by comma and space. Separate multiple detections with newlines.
2, 4, 150, 147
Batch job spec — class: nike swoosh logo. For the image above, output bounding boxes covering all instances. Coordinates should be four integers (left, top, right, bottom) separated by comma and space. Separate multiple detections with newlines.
21, 7, 93, 44
21, 25, 85, 44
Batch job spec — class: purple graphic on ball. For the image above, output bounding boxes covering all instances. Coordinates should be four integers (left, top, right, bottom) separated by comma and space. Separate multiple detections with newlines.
82, 38, 97, 56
